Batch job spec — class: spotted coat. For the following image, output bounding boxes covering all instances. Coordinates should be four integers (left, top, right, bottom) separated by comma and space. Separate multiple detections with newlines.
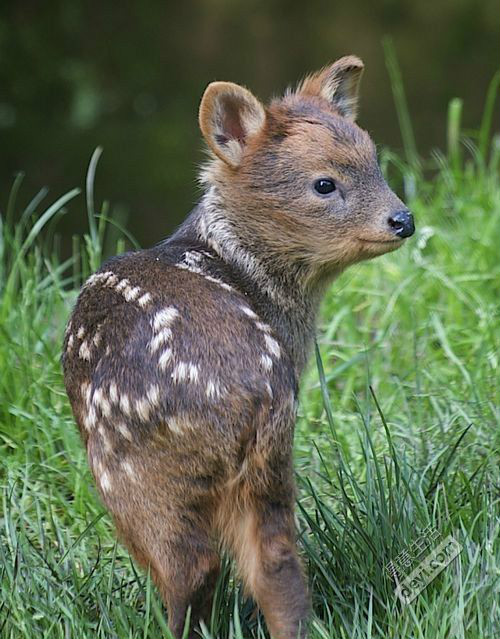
61, 55, 412, 639
62, 238, 298, 500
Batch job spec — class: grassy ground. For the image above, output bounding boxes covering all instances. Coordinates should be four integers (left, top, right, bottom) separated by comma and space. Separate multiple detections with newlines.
1, 76, 499, 637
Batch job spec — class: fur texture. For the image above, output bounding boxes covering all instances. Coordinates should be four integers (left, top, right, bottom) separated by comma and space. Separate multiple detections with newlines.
62, 56, 414, 639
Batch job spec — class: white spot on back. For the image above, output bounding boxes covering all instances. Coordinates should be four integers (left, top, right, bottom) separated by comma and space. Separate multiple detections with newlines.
188, 363, 199, 383
147, 384, 160, 406
172, 362, 199, 384
265, 382, 273, 400
206, 379, 223, 399
177, 250, 236, 291
77, 326, 86, 339
149, 327, 172, 352
119, 393, 131, 416
93, 388, 111, 417
176, 251, 205, 274
167, 415, 189, 435
84, 273, 98, 287
115, 278, 130, 293
184, 251, 202, 266
255, 322, 271, 333
92, 458, 104, 475
261, 354, 273, 372
109, 382, 118, 403
122, 460, 138, 481
240, 306, 258, 320
204, 274, 233, 292
93, 329, 102, 348
116, 421, 133, 441
98, 425, 113, 454
264, 334, 281, 359
137, 292, 152, 308
93, 387, 103, 405
176, 262, 203, 275
124, 286, 141, 302
85, 271, 115, 288
153, 306, 180, 331
67, 334, 74, 352
100, 470, 112, 492
171, 362, 188, 383
81, 381, 92, 405
158, 348, 173, 371
83, 405, 97, 430
104, 273, 119, 287
135, 397, 150, 421
79, 340, 91, 361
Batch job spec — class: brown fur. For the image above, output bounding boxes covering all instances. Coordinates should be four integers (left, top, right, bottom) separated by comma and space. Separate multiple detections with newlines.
62, 56, 414, 638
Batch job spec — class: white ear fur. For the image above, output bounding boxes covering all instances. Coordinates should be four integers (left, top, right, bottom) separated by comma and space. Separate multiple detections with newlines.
199, 81, 266, 167
300, 55, 364, 120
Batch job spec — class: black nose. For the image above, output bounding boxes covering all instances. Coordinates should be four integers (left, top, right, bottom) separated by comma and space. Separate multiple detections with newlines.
388, 210, 415, 238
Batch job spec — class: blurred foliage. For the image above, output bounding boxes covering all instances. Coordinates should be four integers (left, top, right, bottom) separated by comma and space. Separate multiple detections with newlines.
1, 0, 498, 251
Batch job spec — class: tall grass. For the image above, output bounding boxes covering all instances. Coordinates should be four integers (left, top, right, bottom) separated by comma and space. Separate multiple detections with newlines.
1, 66, 499, 637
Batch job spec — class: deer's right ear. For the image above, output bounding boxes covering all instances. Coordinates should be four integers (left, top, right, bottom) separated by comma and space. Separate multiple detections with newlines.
199, 82, 266, 168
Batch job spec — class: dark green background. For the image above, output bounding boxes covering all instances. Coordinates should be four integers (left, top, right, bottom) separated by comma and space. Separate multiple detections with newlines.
1, 1, 498, 250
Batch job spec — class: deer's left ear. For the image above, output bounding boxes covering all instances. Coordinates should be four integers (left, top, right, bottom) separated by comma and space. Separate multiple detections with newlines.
299, 55, 364, 121
199, 81, 266, 167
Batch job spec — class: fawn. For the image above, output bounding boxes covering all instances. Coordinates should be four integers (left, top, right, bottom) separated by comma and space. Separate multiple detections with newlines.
62, 55, 414, 639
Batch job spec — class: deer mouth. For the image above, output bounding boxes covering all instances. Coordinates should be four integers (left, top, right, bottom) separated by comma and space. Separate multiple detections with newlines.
357, 237, 404, 246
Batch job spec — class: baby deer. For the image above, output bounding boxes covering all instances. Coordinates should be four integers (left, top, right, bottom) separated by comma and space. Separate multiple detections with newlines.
62, 55, 414, 638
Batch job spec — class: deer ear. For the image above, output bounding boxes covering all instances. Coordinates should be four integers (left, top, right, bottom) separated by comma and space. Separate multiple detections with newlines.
299, 55, 364, 120
199, 81, 266, 167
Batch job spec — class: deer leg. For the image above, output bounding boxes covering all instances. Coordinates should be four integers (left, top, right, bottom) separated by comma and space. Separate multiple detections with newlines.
226, 497, 310, 639
116, 510, 220, 639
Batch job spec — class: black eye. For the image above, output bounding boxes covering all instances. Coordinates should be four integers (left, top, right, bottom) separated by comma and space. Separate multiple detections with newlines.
314, 178, 336, 195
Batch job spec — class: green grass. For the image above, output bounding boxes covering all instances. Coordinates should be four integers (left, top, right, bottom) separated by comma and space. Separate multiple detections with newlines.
1, 75, 499, 637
